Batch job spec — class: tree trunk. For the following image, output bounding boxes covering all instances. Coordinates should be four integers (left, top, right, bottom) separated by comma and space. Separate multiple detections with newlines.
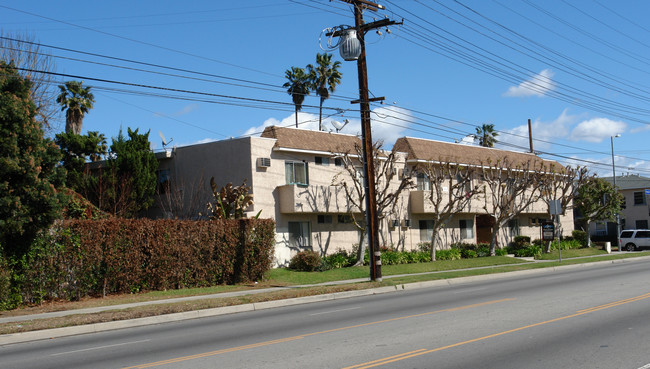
355, 229, 367, 266
586, 220, 592, 248
295, 105, 299, 128
489, 224, 499, 256
430, 235, 437, 261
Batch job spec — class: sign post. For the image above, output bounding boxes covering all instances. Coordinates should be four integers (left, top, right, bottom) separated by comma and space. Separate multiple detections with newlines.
549, 200, 563, 262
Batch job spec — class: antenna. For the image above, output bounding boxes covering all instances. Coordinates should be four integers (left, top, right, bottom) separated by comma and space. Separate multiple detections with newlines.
331, 119, 349, 132
159, 131, 173, 149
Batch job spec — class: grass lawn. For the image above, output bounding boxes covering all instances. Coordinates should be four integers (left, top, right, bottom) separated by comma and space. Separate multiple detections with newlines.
536, 247, 613, 260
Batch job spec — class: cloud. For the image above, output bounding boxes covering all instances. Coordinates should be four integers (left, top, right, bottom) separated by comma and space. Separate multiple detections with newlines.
498, 109, 578, 151
153, 104, 199, 118
503, 69, 555, 97
630, 125, 650, 134
569, 118, 626, 143
243, 106, 414, 147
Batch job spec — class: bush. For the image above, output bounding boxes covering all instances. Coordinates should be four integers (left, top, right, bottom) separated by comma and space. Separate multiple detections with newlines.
437, 248, 461, 261
289, 250, 322, 272
512, 245, 541, 258
495, 248, 508, 256
476, 245, 490, 257
572, 230, 588, 248
322, 250, 352, 269
460, 249, 477, 259
512, 236, 531, 250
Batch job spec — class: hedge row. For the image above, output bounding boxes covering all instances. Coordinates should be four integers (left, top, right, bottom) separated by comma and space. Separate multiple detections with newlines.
2, 218, 275, 307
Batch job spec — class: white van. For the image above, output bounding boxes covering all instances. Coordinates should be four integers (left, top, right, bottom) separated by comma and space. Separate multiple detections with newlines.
619, 230, 650, 251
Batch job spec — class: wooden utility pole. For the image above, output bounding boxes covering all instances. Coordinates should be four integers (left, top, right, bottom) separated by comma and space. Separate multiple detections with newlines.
330, 0, 399, 281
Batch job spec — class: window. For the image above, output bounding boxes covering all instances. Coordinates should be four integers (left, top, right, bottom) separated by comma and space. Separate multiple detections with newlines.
636, 230, 650, 238
334, 158, 343, 166
508, 219, 520, 236
315, 156, 330, 166
416, 173, 430, 191
337, 214, 353, 224
285, 161, 308, 186
156, 169, 170, 194
634, 191, 646, 205
317, 215, 332, 224
419, 220, 433, 241
636, 220, 648, 229
456, 173, 472, 192
288, 221, 311, 247
460, 219, 474, 239
595, 222, 607, 236
621, 197, 627, 209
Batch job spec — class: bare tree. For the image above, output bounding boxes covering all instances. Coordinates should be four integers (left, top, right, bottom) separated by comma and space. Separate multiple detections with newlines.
480, 158, 544, 255
332, 141, 414, 265
0, 32, 59, 130
419, 161, 483, 260
539, 164, 591, 252
157, 174, 207, 220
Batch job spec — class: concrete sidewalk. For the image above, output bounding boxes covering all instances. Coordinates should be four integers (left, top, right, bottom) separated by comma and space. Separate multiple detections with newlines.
0, 253, 626, 325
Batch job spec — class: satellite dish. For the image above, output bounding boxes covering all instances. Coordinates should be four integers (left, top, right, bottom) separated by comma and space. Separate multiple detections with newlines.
159, 131, 173, 148
331, 119, 349, 132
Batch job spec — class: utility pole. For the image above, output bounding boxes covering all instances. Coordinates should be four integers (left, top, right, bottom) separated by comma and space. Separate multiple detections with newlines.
329, 0, 400, 281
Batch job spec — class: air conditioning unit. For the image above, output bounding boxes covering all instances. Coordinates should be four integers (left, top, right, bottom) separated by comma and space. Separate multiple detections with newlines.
257, 157, 271, 168
401, 219, 411, 228
391, 219, 400, 228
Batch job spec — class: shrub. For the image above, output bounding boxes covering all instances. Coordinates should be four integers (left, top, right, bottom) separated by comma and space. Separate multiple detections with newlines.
288, 250, 322, 272
437, 248, 461, 261
513, 245, 541, 258
322, 250, 351, 269
572, 230, 588, 248
460, 249, 477, 259
495, 248, 508, 256
512, 236, 531, 250
451, 243, 478, 251
476, 245, 490, 257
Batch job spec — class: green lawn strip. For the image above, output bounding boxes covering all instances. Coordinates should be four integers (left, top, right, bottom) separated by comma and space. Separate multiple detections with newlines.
536, 247, 614, 260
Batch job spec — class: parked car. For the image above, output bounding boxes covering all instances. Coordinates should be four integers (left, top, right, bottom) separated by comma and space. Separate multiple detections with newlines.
619, 229, 650, 251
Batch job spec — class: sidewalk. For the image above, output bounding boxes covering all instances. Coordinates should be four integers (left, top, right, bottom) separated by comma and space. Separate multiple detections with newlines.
1, 254, 647, 346
0, 254, 610, 325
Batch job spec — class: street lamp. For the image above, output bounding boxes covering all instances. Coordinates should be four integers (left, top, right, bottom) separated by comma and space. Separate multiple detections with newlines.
611, 134, 621, 251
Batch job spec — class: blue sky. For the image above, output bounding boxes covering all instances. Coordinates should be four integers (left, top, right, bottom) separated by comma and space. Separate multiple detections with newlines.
2, 0, 649, 176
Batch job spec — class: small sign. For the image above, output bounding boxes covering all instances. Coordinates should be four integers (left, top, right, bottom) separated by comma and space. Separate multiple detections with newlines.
542, 221, 555, 241
645, 189, 650, 195
549, 199, 562, 215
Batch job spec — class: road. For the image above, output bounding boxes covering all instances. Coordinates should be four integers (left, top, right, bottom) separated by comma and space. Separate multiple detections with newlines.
2, 259, 650, 368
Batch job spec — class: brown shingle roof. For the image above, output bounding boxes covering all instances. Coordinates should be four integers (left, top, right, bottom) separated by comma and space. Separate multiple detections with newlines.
261, 126, 361, 153
394, 136, 561, 170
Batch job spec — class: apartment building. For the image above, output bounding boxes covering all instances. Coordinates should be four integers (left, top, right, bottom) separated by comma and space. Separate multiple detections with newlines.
150, 126, 572, 265
598, 175, 650, 235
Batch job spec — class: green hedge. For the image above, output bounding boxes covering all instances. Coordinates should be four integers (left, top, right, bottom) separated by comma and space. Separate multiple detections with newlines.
4, 218, 275, 308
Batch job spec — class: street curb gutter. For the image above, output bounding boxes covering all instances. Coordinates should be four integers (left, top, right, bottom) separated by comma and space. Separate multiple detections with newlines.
1, 255, 648, 346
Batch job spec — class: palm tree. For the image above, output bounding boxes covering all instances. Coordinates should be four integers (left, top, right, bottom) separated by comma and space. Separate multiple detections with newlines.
283, 67, 312, 128
56, 80, 95, 135
307, 53, 342, 131
475, 123, 498, 148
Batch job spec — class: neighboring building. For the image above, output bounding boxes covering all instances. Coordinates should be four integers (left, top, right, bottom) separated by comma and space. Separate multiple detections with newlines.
597, 175, 650, 235
149, 126, 572, 265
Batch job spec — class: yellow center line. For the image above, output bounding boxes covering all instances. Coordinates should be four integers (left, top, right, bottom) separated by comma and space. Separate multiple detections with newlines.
345, 292, 650, 369
123, 298, 514, 368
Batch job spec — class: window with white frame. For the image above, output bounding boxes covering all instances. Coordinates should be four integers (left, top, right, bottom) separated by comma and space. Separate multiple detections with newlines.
285, 161, 308, 186
416, 172, 430, 191
419, 220, 433, 241
288, 221, 311, 248
459, 219, 474, 239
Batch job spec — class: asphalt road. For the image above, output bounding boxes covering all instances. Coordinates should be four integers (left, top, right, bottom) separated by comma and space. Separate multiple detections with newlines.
2, 259, 650, 369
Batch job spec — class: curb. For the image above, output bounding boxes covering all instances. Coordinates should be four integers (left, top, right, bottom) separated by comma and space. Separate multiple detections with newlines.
1, 255, 648, 346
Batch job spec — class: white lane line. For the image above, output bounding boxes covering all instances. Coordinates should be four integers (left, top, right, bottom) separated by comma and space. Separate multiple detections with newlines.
309, 307, 361, 316
51, 339, 151, 356
636, 363, 650, 369
453, 288, 486, 294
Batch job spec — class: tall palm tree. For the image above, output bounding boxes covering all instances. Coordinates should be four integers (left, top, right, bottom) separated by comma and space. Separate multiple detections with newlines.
307, 53, 342, 131
475, 123, 499, 148
283, 67, 311, 128
56, 80, 95, 135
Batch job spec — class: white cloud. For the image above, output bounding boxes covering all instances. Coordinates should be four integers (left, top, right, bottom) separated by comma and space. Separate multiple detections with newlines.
242, 106, 414, 147
569, 118, 626, 143
503, 69, 555, 97
498, 109, 578, 151
630, 125, 650, 134
153, 104, 199, 118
